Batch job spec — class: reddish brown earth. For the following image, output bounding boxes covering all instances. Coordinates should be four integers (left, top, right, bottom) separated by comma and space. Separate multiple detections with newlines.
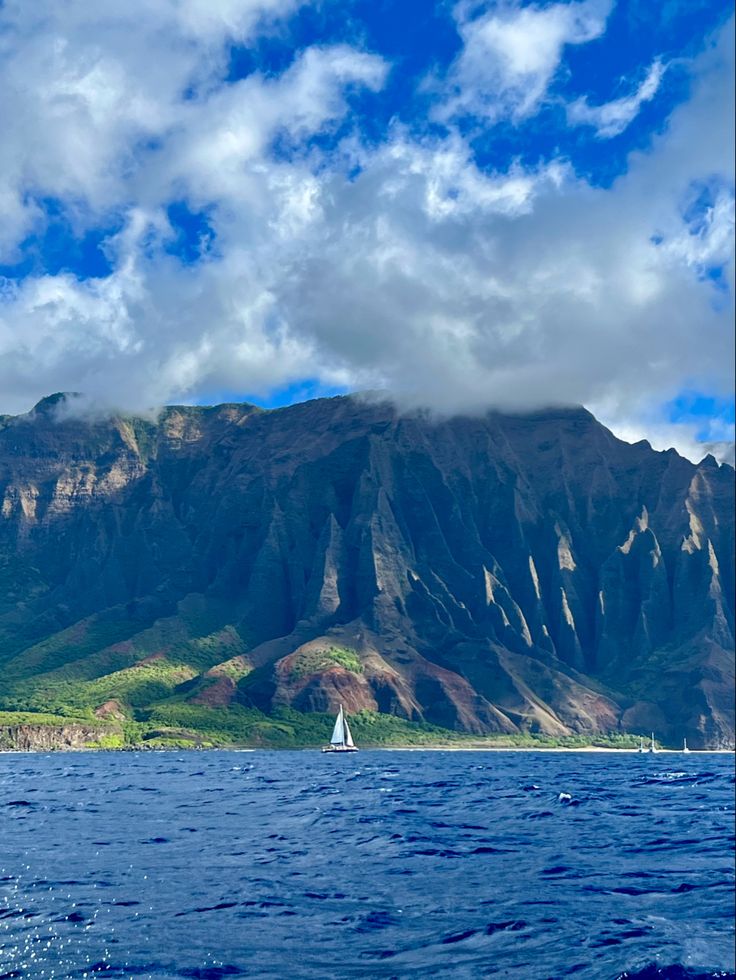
94, 699, 126, 721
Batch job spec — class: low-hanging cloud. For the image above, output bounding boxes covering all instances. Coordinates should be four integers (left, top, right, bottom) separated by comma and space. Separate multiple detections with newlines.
0, 1, 733, 463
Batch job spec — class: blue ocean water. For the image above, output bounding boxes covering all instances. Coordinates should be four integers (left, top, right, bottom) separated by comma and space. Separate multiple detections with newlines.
0, 750, 733, 980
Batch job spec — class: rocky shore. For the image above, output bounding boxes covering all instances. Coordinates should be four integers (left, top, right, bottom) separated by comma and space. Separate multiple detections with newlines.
0, 723, 118, 752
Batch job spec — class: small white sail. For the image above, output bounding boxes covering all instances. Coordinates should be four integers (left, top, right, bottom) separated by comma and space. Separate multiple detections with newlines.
344, 716, 355, 748
322, 703, 358, 751
330, 706, 345, 745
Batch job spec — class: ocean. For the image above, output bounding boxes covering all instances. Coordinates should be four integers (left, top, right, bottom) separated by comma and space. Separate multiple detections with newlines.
1, 750, 734, 979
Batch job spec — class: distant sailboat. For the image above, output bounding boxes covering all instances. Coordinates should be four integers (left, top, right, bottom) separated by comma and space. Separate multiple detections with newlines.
637, 737, 645, 753
682, 738, 690, 753
322, 704, 358, 753
648, 732, 658, 754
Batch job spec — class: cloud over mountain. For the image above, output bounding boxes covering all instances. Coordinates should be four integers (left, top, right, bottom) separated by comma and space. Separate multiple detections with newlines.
0, 1, 732, 461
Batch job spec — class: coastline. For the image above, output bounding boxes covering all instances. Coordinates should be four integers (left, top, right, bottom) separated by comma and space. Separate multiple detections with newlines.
2, 713, 733, 755
1, 744, 733, 754
375, 745, 735, 753
3, 711, 733, 755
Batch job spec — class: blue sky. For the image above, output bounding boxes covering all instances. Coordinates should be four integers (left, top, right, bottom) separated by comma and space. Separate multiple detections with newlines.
0, 0, 733, 460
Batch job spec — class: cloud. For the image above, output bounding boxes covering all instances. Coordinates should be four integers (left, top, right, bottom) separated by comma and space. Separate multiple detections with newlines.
567, 58, 666, 137
0, 0, 319, 259
0, 3, 733, 466
435, 0, 611, 123
598, 416, 735, 466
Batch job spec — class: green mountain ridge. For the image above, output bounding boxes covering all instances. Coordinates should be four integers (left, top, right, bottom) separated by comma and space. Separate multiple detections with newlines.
1, 394, 733, 749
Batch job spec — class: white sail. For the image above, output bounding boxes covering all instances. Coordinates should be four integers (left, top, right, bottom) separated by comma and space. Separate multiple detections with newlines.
322, 704, 358, 751
344, 717, 355, 748
330, 706, 345, 745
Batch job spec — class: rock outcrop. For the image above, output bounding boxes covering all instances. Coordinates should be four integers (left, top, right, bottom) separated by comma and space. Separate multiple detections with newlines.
0, 393, 733, 747
0, 723, 115, 751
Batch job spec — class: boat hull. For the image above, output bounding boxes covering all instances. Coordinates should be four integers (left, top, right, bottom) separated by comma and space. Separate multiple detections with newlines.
321, 745, 359, 753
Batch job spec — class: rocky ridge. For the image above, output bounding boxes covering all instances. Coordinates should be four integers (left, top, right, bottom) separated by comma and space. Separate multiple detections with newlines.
0, 393, 733, 748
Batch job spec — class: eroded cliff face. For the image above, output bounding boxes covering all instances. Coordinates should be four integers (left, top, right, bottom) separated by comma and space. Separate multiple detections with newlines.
0, 394, 733, 747
0, 724, 112, 752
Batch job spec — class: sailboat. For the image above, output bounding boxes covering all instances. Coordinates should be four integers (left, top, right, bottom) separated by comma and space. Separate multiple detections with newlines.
682, 738, 690, 753
648, 732, 658, 754
322, 704, 358, 753
637, 737, 645, 753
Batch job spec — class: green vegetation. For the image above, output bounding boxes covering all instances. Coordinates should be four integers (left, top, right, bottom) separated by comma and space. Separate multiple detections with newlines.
1, 608, 152, 680
0, 603, 646, 753
0, 702, 645, 752
468, 731, 643, 749
208, 656, 252, 682
349, 710, 464, 745
139, 704, 331, 747
0, 599, 250, 720
0, 710, 105, 727
85, 732, 126, 749
1, 595, 247, 683
290, 645, 363, 677
122, 417, 158, 464
345, 714, 642, 749
1, 658, 196, 718
73, 660, 195, 709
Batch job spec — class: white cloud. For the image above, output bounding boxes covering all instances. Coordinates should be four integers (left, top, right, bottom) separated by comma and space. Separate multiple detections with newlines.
663, 180, 735, 273
436, 0, 611, 122
0, 3, 733, 466
595, 414, 735, 466
0, 0, 321, 258
567, 58, 666, 137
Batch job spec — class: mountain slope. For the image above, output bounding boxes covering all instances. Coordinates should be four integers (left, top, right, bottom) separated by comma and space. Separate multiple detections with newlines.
0, 394, 733, 748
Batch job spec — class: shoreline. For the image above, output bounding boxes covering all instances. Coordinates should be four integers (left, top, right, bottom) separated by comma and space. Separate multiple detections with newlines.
374, 745, 735, 753
1, 745, 733, 755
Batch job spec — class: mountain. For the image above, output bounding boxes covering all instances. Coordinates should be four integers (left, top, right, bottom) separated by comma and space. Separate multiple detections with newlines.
0, 393, 733, 748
